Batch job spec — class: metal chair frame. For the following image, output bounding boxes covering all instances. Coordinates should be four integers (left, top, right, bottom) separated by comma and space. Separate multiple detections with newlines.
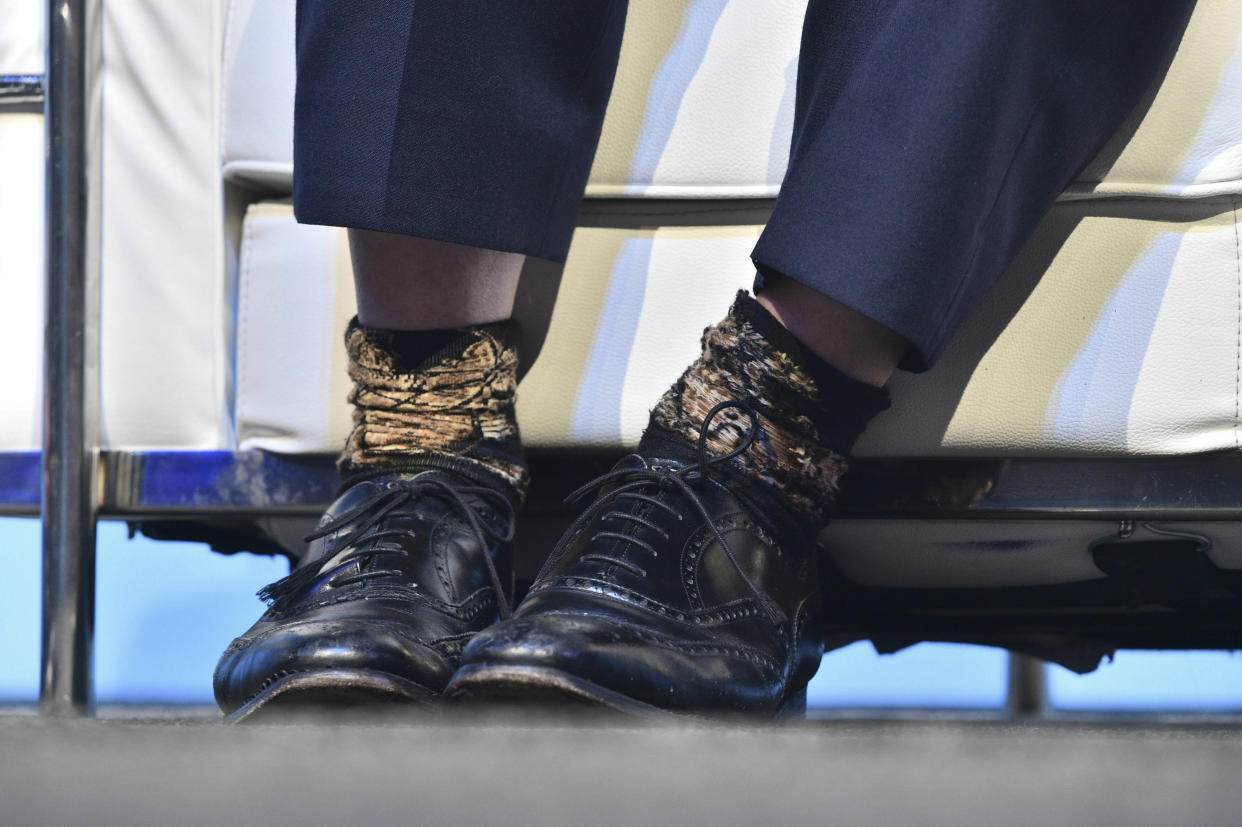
13, 0, 1242, 717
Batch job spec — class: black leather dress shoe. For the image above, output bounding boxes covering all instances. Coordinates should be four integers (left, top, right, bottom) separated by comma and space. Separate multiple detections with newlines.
214, 464, 516, 721
446, 404, 824, 718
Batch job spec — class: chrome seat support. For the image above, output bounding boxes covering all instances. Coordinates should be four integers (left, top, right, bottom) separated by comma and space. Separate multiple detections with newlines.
41, 0, 99, 717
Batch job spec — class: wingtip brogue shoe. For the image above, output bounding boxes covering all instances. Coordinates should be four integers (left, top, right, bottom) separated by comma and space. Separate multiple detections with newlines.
446, 439, 825, 719
214, 465, 516, 721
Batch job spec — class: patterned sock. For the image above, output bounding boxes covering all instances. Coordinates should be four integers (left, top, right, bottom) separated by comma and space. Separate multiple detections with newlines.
338, 317, 528, 500
638, 291, 890, 530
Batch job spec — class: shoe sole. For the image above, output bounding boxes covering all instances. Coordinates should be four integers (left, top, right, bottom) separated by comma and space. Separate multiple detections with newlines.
445, 663, 675, 719
445, 664, 806, 721
224, 668, 438, 724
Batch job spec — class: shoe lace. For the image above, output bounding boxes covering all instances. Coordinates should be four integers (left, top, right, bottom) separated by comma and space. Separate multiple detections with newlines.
258, 475, 516, 618
537, 399, 787, 627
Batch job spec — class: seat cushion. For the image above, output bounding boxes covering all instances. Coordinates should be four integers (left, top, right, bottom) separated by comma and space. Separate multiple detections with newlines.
0, 113, 44, 450
222, 1, 1240, 457
2, 1, 233, 451
96, 0, 233, 449
861, 198, 1242, 456
1068, 1, 1242, 200
0, 2, 43, 74
0, 0, 47, 451
234, 196, 1242, 458
233, 200, 764, 453
222, 0, 1242, 199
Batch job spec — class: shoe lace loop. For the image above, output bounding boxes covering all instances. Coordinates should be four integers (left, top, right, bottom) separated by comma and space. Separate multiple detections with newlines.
543, 400, 786, 626
259, 475, 516, 618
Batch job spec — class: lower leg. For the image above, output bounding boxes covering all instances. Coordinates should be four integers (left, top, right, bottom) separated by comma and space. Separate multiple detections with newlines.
754, 0, 1193, 372
341, 231, 529, 494
755, 276, 906, 388
350, 230, 524, 330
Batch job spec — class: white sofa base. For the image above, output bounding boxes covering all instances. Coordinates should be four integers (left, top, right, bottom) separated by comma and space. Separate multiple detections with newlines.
235, 198, 1242, 459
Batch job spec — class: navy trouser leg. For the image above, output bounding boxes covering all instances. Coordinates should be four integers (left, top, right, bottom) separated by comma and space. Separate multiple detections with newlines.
293, 0, 627, 262
752, 0, 1195, 370
294, 1, 1193, 368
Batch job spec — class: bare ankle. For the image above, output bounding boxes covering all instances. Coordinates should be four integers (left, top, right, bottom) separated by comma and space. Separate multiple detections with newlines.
755, 278, 906, 387
350, 230, 525, 330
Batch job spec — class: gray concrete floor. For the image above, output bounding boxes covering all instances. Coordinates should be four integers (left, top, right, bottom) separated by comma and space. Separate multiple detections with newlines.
2, 710, 1240, 826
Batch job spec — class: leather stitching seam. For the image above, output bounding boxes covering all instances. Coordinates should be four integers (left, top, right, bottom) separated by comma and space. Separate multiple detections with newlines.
529, 575, 764, 624
263, 584, 496, 622
431, 515, 458, 600
617, 625, 780, 671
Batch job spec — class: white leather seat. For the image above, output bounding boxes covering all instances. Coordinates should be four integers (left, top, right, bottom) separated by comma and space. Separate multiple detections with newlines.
223, 0, 1242, 457
222, 0, 1242, 198
1, 0, 232, 452
4, 1, 1241, 458
6, 0, 1241, 459
0, 3, 47, 451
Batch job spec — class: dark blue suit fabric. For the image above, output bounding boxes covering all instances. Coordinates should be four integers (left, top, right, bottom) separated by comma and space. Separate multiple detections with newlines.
293, 0, 1193, 369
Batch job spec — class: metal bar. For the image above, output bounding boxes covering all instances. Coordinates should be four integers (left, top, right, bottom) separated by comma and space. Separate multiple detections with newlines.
41, 0, 97, 717
0, 75, 45, 104
1006, 654, 1048, 717
102, 451, 338, 517
834, 455, 1242, 520
11, 448, 1242, 520
39, 450, 1242, 519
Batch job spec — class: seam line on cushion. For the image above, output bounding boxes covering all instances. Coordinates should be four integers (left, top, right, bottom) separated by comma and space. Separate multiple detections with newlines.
211, 2, 229, 450
219, 0, 238, 166
1234, 197, 1240, 450
237, 210, 255, 445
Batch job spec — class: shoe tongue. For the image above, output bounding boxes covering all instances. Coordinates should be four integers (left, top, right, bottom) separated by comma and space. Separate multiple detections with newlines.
302, 477, 388, 565
633, 426, 701, 468
317, 476, 390, 528
316, 544, 366, 577
613, 454, 654, 472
